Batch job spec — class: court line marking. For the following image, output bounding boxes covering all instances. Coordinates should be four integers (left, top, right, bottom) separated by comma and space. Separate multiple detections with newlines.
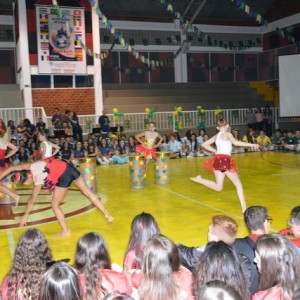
6, 230, 15, 259
151, 183, 278, 233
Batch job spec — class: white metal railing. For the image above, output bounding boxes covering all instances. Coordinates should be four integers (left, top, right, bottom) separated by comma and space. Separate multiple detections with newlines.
0, 107, 298, 135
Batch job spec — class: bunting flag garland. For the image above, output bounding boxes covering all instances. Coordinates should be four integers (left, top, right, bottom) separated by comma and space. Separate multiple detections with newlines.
157, 0, 261, 50
229, 0, 298, 45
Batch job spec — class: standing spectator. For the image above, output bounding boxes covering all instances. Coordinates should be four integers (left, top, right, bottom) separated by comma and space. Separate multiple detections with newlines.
98, 108, 110, 138
245, 108, 256, 131
232, 206, 272, 295
36, 117, 47, 133
263, 105, 272, 137
69, 111, 83, 142
51, 107, 63, 129
255, 108, 264, 132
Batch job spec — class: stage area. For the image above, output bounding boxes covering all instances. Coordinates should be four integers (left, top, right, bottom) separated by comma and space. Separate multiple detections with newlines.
0, 151, 299, 281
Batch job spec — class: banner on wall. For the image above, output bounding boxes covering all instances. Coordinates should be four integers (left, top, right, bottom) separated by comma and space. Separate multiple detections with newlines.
36, 5, 86, 74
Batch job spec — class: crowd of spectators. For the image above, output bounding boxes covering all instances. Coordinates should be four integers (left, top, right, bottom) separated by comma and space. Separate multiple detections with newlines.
1, 206, 300, 299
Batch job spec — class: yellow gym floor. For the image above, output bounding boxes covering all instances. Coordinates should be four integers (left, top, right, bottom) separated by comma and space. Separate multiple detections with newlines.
0, 151, 299, 282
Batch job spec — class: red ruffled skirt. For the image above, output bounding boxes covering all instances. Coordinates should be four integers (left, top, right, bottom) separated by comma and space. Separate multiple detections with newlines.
202, 154, 238, 173
136, 144, 156, 159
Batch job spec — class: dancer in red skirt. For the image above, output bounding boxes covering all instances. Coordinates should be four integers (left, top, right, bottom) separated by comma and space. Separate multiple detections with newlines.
135, 122, 163, 168
190, 116, 259, 212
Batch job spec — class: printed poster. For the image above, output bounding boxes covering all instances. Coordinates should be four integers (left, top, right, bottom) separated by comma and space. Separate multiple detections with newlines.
36, 5, 86, 74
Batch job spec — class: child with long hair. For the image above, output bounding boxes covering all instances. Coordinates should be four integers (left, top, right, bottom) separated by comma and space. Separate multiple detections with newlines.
135, 122, 163, 168
39, 261, 82, 300
38, 131, 60, 159
193, 241, 250, 300
74, 232, 132, 299
123, 212, 161, 272
253, 234, 300, 300
190, 115, 259, 212
135, 234, 194, 300
1, 228, 52, 300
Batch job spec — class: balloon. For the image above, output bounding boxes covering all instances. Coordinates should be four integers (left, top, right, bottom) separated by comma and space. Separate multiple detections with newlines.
201, 109, 205, 113
173, 111, 178, 116
119, 112, 124, 116
113, 108, 118, 113
145, 108, 150, 113
177, 106, 182, 112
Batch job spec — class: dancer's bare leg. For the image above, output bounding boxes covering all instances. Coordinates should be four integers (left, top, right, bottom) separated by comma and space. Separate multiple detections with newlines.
73, 177, 114, 222
0, 184, 20, 206
52, 187, 71, 238
190, 170, 226, 192
225, 171, 247, 212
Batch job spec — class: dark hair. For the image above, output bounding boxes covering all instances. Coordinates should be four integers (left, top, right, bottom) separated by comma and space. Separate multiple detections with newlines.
256, 234, 300, 299
217, 115, 227, 128
124, 212, 160, 270
193, 241, 250, 300
291, 206, 300, 222
39, 262, 81, 300
244, 206, 268, 231
197, 280, 242, 300
6, 229, 52, 300
11, 171, 30, 184
74, 232, 111, 299
103, 291, 134, 300
138, 234, 180, 300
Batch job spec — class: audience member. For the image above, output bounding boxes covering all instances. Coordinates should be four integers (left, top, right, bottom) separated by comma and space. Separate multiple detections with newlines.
279, 206, 300, 251
193, 241, 250, 300
253, 234, 300, 300
39, 261, 81, 300
136, 234, 194, 300
178, 215, 238, 272
263, 105, 272, 137
196, 280, 242, 300
99, 108, 110, 138
75, 232, 132, 299
123, 212, 160, 272
245, 108, 256, 131
232, 206, 271, 294
1, 228, 52, 300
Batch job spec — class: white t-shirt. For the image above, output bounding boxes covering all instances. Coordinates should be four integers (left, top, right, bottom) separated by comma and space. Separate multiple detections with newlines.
30, 161, 47, 185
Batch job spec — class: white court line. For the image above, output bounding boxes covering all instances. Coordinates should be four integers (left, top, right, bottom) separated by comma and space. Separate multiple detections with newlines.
151, 184, 280, 232
6, 230, 15, 258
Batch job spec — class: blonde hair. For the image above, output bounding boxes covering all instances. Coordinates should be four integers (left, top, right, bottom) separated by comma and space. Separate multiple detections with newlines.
211, 215, 238, 245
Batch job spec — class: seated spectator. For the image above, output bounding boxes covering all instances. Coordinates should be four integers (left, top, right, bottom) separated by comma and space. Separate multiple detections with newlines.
133, 234, 194, 300
39, 261, 81, 300
36, 117, 47, 133
29, 141, 42, 162
71, 141, 86, 167
112, 139, 129, 164
202, 134, 215, 156
97, 138, 113, 165
16, 120, 27, 141
193, 241, 250, 300
178, 215, 238, 272
169, 132, 182, 159
59, 141, 72, 162
279, 206, 300, 252
186, 133, 199, 157
7, 120, 16, 137
270, 129, 283, 151
159, 134, 169, 152
295, 129, 300, 152
232, 206, 271, 295
87, 144, 98, 158
75, 232, 132, 299
232, 128, 245, 153
14, 146, 29, 165
197, 129, 206, 145
242, 128, 256, 151
180, 141, 189, 158
128, 136, 137, 154
123, 212, 160, 272
283, 130, 297, 151
62, 122, 72, 137
253, 234, 300, 300
256, 130, 272, 151
1, 229, 52, 300
196, 280, 242, 300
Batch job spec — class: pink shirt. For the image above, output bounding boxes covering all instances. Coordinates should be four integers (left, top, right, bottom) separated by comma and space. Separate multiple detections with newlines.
252, 286, 291, 300
255, 112, 264, 122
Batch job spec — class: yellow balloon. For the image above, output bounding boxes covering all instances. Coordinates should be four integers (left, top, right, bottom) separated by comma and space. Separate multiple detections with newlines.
113, 108, 118, 113
173, 111, 178, 116
177, 106, 182, 112
201, 109, 205, 113
145, 108, 150, 113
